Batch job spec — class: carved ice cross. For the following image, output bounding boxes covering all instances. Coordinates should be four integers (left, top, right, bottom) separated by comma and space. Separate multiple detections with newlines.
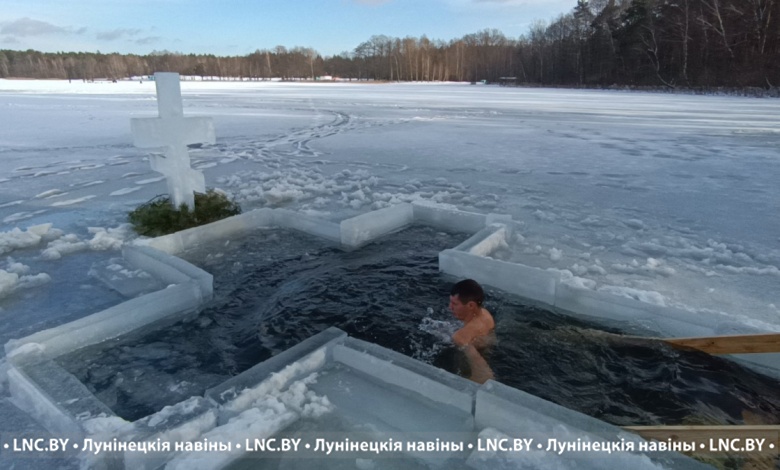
131, 72, 215, 210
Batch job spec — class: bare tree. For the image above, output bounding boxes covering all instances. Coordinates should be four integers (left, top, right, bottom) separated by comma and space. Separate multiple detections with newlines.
699, 0, 735, 58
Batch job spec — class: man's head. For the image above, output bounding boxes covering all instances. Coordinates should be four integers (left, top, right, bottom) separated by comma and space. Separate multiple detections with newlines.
449, 279, 484, 321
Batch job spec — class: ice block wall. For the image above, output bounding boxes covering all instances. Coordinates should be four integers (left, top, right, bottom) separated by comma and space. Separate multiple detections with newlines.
2, 202, 776, 470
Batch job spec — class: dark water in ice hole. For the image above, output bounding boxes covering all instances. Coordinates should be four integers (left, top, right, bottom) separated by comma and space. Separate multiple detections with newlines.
57, 227, 780, 427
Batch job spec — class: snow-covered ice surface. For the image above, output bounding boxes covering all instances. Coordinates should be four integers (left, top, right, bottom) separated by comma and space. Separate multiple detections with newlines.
0, 79, 778, 467
3, 79, 777, 332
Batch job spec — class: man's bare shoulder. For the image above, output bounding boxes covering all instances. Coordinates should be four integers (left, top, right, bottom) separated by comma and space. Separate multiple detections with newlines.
481, 308, 495, 330
453, 309, 495, 346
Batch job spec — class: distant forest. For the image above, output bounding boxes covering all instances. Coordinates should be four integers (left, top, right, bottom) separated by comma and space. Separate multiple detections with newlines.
1, 0, 778, 89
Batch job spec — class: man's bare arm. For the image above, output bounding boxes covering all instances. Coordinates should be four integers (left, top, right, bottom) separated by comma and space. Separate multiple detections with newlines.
453, 323, 495, 383
461, 344, 494, 384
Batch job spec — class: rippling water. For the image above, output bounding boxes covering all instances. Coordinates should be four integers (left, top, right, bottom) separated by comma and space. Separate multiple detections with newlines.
59, 227, 780, 428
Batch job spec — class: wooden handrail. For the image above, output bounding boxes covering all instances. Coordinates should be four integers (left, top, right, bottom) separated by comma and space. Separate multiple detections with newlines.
662, 333, 780, 355
579, 329, 780, 355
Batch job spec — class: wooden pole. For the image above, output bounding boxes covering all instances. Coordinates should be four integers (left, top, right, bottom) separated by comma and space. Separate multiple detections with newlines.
579, 329, 780, 355
662, 333, 780, 355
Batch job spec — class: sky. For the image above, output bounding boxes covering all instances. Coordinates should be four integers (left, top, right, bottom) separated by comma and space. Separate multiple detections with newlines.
0, 0, 574, 57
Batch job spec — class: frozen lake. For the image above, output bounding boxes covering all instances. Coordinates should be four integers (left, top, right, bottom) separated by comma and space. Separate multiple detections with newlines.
56, 227, 780, 429
1, 79, 779, 469
1, 80, 778, 334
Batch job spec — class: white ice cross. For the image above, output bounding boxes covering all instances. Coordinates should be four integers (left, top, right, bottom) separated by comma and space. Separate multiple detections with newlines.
131, 72, 215, 210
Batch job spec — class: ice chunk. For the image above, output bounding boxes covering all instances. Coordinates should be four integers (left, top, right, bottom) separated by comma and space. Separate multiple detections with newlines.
89, 257, 163, 298
125, 397, 217, 470
86, 224, 133, 251
26, 223, 54, 237
440, 249, 559, 305
0, 269, 18, 297
142, 208, 276, 254
453, 224, 508, 257
3, 258, 30, 274
16, 272, 51, 290
340, 203, 414, 248
6, 342, 46, 361
474, 381, 709, 469
82, 416, 133, 436
0, 224, 53, 255
485, 213, 513, 229
171, 372, 337, 469
123, 245, 212, 300
597, 285, 667, 306
334, 338, 478, 414
206, 327, 346, 414
181, 209, 276, 248
412, 201, 486, 233
220, 348, 328, 417
13, 360, 115, 430
37, 227, 125, 260
40, 234, 88, 260
0, 269, 51, 300
6, 282, 202, 360
555, 269, 596, 290
308, 361, 474, 463
0, 396, 80, 469
6, 366, 84, 436
273, 209, 341, 244
165, 402, 297, 470
554, 283, 716, 337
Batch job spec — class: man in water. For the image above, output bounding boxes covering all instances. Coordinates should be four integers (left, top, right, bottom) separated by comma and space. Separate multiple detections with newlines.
449, 279, 495, 383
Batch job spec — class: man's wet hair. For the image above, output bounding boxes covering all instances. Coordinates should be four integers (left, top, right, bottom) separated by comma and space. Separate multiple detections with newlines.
450, 279, 484, 307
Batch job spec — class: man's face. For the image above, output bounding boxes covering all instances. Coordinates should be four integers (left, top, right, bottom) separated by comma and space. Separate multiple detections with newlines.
449, 295, 472, 321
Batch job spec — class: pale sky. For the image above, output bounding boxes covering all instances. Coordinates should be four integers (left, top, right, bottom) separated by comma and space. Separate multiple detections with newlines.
0, 0, 574, 57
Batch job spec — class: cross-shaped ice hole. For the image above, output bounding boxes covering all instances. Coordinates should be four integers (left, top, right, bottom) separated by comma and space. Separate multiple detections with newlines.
131, 72, 215, 210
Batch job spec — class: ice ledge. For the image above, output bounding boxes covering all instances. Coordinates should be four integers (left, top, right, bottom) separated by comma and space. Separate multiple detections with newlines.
4, 317, 713, 470
472, 381, 713, 470
10, 201, 773, 379
170, 328, 712, 469
5, 281, 202, 362
138, 328, 713, 469
138, 203, 506, 254
0, 203, 768, 468
205, 327, 347, 417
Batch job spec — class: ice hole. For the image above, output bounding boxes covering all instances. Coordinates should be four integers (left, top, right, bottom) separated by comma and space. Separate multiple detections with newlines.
54, 226, 780, 430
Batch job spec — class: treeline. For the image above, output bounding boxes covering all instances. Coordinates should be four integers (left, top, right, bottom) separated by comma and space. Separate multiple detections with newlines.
0, 48, 323, 82
1, 0, 778, 88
